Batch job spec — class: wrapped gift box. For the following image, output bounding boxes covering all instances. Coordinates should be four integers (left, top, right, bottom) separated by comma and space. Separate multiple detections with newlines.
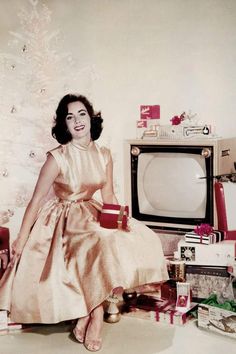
186, 265, 230, 302
0, 311, 23, 335
140, 105, 160, 119
0, 227, 10, 279
160, 280, 177, 301
0, 311, 8, 331
121, 300, 197, 326
135, 294, 171, 312
158, 302, 198, 325
215, 181, 236, 240
198, 302, 236, 339
184, 231, 224, 245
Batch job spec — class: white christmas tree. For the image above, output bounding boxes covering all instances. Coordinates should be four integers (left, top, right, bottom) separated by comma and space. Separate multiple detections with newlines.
0, 0, 97, 227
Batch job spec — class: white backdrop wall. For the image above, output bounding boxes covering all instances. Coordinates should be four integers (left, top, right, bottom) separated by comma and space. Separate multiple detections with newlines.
1, 0, 236, 233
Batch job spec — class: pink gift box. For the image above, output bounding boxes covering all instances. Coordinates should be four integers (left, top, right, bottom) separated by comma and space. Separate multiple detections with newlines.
140, 105, 160, 119
137, 120, 148, 128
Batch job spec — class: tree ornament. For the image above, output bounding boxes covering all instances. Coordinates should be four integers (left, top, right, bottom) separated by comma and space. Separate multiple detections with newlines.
15, 194, 28, 207
0, 209, 14, 225
2, 169, 8, 177
10, 106, 16, 113
29, 150, 36, 158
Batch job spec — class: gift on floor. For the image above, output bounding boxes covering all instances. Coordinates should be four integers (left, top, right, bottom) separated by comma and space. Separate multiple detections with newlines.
135, 294, 171, 312
0, 311, 8, 331
185, 265, 231, 302
198, 295, 236, 339
121, 300, 197, 326
0, 311, 22, 335
160, 280, 177, 301
158, 301, 198, 325
0, 227, 10, 279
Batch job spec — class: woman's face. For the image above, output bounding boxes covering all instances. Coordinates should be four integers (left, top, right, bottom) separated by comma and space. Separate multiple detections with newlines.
65, 101, 91, 141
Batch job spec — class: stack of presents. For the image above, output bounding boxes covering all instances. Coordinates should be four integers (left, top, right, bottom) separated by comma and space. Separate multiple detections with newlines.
120, 226, 236, 339
121, 181, 236, 340
136, 105, 160, 139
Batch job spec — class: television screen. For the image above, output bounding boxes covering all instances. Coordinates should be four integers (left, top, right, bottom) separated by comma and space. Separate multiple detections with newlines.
138, 152, 207, 218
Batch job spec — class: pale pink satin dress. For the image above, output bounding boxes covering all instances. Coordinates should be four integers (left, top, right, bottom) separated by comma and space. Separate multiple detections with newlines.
0, 142, 168, 323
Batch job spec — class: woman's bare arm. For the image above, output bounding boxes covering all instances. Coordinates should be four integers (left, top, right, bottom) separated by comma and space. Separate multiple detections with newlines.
11, 154, 59, 262
101, 156, 118, 204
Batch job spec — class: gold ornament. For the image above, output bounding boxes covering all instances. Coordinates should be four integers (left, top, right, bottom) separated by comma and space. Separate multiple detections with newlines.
104, 295, 121, 324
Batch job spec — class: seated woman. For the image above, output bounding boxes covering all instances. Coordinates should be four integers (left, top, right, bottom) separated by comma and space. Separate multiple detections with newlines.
0, 94, 168, 352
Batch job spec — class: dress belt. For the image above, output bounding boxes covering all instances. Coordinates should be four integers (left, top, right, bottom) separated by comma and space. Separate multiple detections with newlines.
59, 198, 90, 204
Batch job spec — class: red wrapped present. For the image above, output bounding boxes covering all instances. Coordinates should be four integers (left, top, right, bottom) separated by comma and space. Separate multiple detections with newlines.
160, 280, 177, 301
158, 302, 198, 325
140, 105, 160, 119
137, 120, 148, 128
135, 294, 172, 313
0, 227, 10, 279
121, 300, 197, 326
99, 204, 129, 230
215, 181, 236, 240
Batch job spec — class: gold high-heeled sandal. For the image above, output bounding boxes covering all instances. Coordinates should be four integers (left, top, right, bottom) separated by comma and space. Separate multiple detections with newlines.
73, 326, 86, 343
73, 316, 90, 343
84, 338, 102, 352
84, 319, 102, 352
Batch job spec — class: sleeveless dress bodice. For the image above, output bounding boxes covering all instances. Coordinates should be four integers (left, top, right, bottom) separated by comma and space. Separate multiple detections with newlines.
49, 142, 109, 201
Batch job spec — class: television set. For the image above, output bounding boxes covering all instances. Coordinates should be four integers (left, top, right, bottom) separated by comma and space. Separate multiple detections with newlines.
124, 138, 236, 233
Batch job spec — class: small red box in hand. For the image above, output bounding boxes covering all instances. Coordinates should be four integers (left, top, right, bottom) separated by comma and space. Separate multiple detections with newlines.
99, 204, 129, 230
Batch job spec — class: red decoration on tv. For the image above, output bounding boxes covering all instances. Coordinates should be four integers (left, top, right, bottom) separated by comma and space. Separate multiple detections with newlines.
140, 105, 160, 119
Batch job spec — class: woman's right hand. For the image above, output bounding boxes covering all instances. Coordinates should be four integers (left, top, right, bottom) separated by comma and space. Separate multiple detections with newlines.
9, 237, 26, 267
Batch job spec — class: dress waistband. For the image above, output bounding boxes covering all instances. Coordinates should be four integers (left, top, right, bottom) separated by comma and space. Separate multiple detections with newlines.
58, 199, 103, 210
58, 198, 90, 204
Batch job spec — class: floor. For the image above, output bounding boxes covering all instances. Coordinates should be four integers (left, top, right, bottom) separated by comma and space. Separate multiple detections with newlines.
0, 316, 235, 354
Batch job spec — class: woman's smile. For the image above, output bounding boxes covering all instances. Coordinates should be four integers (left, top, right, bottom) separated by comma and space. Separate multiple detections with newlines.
74, 124, 85, 131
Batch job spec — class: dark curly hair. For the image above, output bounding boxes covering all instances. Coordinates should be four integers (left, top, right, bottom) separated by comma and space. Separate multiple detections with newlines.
52, 94, 103, 144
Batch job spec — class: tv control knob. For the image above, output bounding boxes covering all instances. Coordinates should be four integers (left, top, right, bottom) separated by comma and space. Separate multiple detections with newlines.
201, 148, 211, 158
131, 146, 140, 156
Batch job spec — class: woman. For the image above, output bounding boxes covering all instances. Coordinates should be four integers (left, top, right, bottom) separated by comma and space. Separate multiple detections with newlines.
0, 94, 168, 352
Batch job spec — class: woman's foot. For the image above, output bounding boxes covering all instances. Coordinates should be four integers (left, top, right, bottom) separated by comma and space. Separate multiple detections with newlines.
73, 315, 90, 343
84, 305, 104, 352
